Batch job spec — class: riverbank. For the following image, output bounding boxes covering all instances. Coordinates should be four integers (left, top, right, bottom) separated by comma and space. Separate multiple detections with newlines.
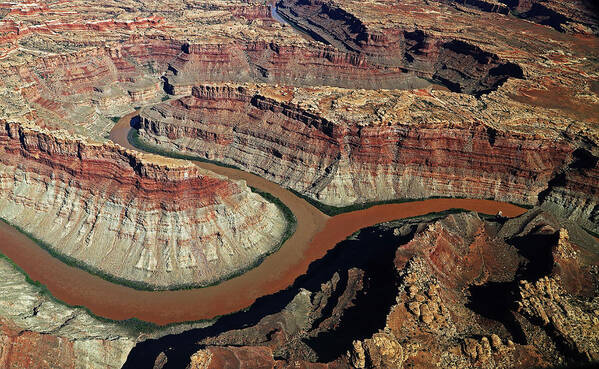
0, 112, 527, 325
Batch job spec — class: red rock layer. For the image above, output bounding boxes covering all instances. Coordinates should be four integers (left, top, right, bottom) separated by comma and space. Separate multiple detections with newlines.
1, 121, 233, 209
276, 0, 524, 94
0, 320, 131, 369
540, 147, 599, 233
165, 40, 432, 93
138, 85, 583, 210
0, 121, 286, 289
187, 346, 345, 369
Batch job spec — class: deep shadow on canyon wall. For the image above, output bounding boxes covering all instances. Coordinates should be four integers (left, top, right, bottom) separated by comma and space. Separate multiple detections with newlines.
121, 214, 435, 368
275, 0, 524, 95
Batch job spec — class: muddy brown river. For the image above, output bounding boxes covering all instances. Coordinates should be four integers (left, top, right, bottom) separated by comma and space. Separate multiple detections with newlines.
0, 112, 527, 325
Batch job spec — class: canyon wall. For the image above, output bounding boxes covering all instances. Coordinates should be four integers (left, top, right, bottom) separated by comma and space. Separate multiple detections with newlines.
162, 35, 522, 96
163, 40, 432, 93
126, 209, 599, 368
540, 147, 599, 235
0, 259, 136, 369
0, 120, 286, 289
431, 0, 598, 35
137, 84, 598, 234
276, 0, 524, 95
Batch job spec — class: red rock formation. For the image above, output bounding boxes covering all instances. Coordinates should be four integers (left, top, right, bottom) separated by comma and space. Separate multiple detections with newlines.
164, 40, 430, 93
276, 0, 523, 94
186, 345, 346, 369
170, 210, 598, 369
0, 120, 286, 289
137, 84, 593, 218
0, 0, 595, 366
0, 320, 131, 369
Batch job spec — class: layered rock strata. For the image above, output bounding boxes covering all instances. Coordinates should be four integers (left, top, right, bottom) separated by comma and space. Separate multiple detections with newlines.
137, 83, 598, 232
276, 0, 524, 95
149, 209, 599, 369
0, 255, 136, 369
0, 120, 286, 289
0, 247, 213, 369
0, 0, 595, 367
431, 0, 598, 35
164, 40, 435, 94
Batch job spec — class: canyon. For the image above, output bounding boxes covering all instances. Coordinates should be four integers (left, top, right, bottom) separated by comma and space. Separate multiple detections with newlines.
124, 208, 599, 369
137, 83, 598, 235
0, 119, 288, 290
0, 0, 596, 368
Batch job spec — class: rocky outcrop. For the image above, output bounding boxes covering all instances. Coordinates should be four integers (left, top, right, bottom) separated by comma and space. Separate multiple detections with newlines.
137, 84, 598, 231
129, 209, 598, 368
0, 121, 286, 289
432, 0, 599, 35
186, 346, 276, 369
349, 332, 404, 369
164, 39, 432, 94
0, 255, 136, 369
434, 0, 510, 14
276, 0, 523, 95
384, 210, 599, 368
0, 0, 596, 367
539, 148, 599, 234
505, 0, 598, 34
517, 276, 599, 362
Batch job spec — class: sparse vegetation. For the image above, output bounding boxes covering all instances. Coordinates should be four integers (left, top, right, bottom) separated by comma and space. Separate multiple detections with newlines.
128, 129, 241, 169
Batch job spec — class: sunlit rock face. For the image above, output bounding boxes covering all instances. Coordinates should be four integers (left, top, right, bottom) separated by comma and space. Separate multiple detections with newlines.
0, 121, 286, 289
0, 0, 596, 367
137, 84, 598, 235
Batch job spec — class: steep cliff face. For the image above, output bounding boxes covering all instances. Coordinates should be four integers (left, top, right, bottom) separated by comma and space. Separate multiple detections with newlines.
156, 21, 509, 93
163, 40, 432, 94
379, 210, 599, 368
276, 0, 523, 95
540, 147, 599, 235
130, 209, 599, 369
0, 121, 286, 289
502, 0, 598, 34
431, 0, 599, 34
137, 84, 592, 214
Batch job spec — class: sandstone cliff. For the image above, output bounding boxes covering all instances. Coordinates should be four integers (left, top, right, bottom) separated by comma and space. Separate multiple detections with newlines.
137, 83, 599, 233
0, 255, 135, 369
0, 0, 596, 367
0, 120, 286, 289
148, 209, 599, 369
